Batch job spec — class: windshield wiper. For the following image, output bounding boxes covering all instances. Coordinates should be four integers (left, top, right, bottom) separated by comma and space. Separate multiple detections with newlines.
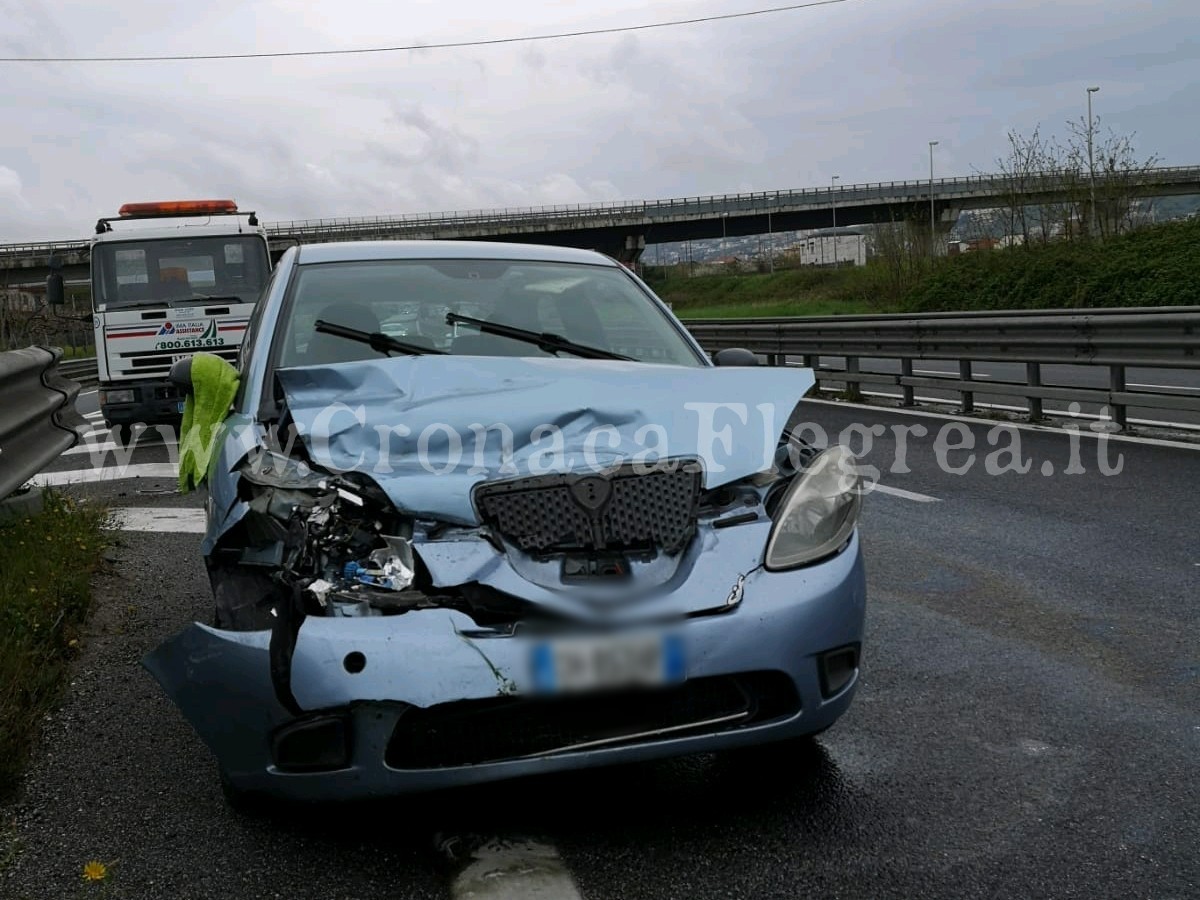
313, 319, 445, 356
445, 312, 633, 361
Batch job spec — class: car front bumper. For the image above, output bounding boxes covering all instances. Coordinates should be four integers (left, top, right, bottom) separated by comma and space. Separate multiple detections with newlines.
144, 533, 866, 801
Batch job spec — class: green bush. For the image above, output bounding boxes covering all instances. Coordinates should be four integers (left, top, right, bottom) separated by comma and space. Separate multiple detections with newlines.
652, 218, 1200, 318
904, 217, 1200, 312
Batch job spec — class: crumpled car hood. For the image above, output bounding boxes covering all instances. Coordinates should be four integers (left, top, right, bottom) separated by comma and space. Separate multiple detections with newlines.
276, 356, 814, 524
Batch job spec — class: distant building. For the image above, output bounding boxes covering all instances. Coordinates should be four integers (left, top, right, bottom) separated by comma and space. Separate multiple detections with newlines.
947, 237, 1002, 255
790, 228, 867, 267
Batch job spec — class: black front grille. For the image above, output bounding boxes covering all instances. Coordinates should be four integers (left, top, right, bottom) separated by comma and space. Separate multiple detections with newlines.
474, 462, 702, 554
385, 671, 799, 769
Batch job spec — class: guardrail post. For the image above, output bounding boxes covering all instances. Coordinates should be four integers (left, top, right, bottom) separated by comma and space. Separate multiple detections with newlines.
1026, 363, 1043, 421
844, 357, 862, 401
959, 360, 974, 414
900, 359, 914, 406
1109, 364, 1127, 429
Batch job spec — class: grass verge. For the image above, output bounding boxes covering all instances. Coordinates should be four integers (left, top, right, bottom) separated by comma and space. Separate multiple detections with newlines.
0, 492, 111, 803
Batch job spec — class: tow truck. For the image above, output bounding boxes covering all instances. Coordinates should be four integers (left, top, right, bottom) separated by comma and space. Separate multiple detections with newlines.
50, 200, 273, 445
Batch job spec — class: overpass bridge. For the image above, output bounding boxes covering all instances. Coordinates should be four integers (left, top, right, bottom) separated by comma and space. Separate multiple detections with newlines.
4, 166, 1199, 285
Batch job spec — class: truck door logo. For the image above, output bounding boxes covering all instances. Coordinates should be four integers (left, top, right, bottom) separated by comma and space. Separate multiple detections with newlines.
157, 320, 209, 338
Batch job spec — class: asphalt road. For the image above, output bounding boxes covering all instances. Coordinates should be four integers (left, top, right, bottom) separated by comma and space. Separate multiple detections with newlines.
2, 391, 1196, 899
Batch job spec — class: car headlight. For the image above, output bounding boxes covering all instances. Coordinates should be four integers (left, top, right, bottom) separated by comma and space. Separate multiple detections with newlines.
763, 445, 863, 571
103, 389, 136, 404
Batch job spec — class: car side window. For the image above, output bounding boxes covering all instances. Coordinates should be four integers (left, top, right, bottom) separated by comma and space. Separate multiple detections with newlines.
233, 264, 279, 409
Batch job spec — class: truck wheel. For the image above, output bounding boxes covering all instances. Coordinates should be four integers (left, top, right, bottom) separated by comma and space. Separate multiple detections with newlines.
112, 424, 134, 447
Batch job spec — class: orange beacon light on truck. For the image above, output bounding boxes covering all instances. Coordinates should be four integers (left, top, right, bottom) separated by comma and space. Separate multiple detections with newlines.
118, 200, 238, 217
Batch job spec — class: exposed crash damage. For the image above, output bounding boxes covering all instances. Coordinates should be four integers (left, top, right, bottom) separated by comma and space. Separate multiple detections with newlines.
143, 242, 868, 803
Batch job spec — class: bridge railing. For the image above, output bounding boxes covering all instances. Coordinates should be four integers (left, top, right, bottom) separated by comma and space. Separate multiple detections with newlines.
262, 165, 1200, 236
4, 165, 1199, 259
683, 307, 1200, 429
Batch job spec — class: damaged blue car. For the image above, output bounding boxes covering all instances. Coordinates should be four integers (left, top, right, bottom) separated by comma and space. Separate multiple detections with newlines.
145, 240, 868, 805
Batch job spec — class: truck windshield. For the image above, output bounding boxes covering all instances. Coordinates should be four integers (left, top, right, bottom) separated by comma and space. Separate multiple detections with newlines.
92, 235, 270, 310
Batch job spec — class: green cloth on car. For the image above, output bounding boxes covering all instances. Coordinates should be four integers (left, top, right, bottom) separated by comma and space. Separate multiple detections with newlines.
178, 353, 239, 492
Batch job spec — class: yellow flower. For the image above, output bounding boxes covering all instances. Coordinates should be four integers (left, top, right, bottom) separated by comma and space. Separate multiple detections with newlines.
82, 860, 108, 882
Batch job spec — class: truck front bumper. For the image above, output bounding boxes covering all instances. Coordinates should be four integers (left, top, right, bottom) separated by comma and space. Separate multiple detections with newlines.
101, 378, 185, 428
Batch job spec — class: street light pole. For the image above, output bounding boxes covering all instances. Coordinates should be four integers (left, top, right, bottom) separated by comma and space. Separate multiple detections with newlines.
928, 141, 939, 260
1087, 86, 1100, 238
830, 174, 840, 267
767, 209, 774, 273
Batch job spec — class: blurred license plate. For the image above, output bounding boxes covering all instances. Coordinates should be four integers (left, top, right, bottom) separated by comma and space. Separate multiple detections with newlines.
531, 633, 685, 694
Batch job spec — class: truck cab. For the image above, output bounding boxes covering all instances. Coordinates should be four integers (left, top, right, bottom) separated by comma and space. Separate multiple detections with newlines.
89, 200, 272, 445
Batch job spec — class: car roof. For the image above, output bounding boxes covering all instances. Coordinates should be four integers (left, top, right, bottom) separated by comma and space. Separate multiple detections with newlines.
294, 240, 621, 267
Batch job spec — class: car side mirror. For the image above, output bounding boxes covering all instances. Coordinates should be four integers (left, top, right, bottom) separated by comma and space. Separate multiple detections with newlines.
46, 272, 65, 307
169, 356, 194, 394
712, 347, 759, 367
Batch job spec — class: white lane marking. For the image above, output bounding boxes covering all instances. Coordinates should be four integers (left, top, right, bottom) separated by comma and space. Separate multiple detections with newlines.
78, 428, 110, 439
451, 839, 582, 900
1126, 382, 1198, 392
912, 368, 992, 379
78, 389, 98, 398
868, 483, 941, 503
804, 397, 1200, 451
82, 410, 104, 420
29, 462, 178, 486
108, 507, 205, 533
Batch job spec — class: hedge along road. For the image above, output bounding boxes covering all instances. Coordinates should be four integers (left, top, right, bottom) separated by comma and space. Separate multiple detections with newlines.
1, 397, 1197, 899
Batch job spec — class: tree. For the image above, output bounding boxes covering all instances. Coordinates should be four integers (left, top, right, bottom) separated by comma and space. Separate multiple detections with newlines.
988, 118, 1160, 246
1062, 117, 1160, 239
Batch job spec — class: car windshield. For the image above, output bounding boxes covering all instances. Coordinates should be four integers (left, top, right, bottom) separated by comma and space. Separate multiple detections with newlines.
93, 235, 271, 310
274, 259, 705, 367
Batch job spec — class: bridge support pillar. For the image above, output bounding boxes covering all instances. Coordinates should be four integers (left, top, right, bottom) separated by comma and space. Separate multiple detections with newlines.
907, 206, 959, 257
615, 233, 646, 266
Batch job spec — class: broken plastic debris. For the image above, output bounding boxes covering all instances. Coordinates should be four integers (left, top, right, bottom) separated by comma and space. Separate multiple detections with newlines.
343, 536, 415, 591
306, 578, 334, 607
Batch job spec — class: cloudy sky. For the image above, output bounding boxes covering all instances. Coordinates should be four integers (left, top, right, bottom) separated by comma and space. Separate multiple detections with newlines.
1, 0, 1196, 240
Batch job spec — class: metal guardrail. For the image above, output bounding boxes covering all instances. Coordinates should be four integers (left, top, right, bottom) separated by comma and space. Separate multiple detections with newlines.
0, 347, 87, 500
9, 313, 1200, 439
684, 308, 1200, 428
